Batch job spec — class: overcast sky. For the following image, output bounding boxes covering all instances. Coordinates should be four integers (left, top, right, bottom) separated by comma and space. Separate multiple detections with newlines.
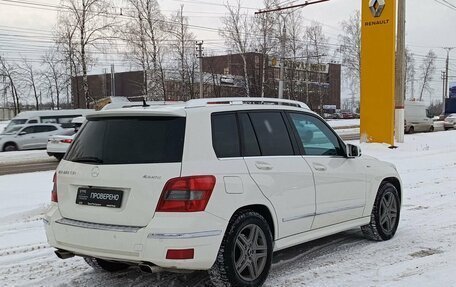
0, 0, 455, 103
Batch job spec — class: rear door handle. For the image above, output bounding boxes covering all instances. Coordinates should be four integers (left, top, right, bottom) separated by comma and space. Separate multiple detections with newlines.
255, 161, 273, 171
313, 163, 327, 172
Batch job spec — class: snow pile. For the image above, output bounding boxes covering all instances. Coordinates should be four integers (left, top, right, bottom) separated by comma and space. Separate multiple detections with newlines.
0, 130, 456, 286
0, 150, 51, 164
327, 119, 360, 128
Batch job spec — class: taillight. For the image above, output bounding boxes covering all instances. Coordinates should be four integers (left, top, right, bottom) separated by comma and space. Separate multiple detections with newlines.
60, 139, 73, 144
156, 176, 216, 212
51, 172, 58, 202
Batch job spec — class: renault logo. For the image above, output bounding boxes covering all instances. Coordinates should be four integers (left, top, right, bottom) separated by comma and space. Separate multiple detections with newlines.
369, 0, 385, 18
91, 166, 100, 178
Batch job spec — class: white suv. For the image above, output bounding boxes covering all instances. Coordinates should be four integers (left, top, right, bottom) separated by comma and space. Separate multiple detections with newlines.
44, 98, 402, 287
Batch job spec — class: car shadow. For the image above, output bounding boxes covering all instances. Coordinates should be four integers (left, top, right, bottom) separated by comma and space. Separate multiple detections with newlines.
70, 229, 366, 287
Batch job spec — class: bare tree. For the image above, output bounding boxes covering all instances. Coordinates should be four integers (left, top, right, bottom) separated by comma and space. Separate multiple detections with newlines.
60, 0, 114, 107
170, 5, 197, 100
0, 56, 21, 114
253, 0, 278, 98
220, 0, 252, 97
17, 57, 41, 110
418, 50, 437, 101
56, 15, 80, 108
338, 10, 361, 110
42, 51, 67, 109
123, 0, 167, 100
405, 48, 416, 99
306, 22, 328, 115
285, 10, 304, 100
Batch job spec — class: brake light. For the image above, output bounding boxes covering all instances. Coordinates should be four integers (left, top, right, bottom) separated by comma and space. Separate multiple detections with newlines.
156, 176, 216, 212
166, 249, 194, 260
51, 172, 58, 202
60, 139, 73, 144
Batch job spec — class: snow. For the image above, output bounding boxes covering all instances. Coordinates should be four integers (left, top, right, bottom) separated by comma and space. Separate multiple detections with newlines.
1, 130, 456, 286
0, 150, 51, 164
327, 119, 360, 128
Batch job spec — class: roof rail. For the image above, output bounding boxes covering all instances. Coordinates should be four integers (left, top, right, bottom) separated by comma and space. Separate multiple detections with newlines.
186, 97, 309, 109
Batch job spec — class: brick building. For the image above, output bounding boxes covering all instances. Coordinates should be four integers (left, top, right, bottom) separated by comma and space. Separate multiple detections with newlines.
72, 52, 341, 113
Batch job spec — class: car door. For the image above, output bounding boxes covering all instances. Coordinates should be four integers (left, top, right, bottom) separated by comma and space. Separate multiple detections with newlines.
16, 126, 37, 149
33, 125, 59, 148
286, 112, 367, 229
242, 111, 316, 239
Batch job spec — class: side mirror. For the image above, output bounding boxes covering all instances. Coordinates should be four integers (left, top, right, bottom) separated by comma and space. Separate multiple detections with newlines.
347, 144, 362, 158
18, 131, 26, 136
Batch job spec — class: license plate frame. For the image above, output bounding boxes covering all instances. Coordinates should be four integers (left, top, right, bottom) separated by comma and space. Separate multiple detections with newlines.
76, 188, 123, 208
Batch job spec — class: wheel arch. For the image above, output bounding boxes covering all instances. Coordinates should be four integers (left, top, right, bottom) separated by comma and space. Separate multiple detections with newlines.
2, 141, 18, 151
382, 177, 402, 203
231, 204, 276, 240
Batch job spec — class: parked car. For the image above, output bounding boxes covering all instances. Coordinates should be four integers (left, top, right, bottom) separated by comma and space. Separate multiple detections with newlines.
404, 100, 434, 133
4, 109, 93, 133
444, 113, 456, 130
44, 98, 402, 287
0, 123, 72, 152
47, 117, 86, 160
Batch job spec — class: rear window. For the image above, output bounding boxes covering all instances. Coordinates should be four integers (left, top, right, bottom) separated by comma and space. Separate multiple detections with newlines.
65, 117, 186, 165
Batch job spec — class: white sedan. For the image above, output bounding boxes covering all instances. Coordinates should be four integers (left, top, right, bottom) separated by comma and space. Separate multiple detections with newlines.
46, 116, 85, 160
444, 114, 456, 130
46, 135, 75, 160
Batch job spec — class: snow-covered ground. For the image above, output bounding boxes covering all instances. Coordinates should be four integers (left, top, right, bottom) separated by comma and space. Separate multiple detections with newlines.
327, 119, 360, 128
1, 130, 456, 286
0, 150, 51, 164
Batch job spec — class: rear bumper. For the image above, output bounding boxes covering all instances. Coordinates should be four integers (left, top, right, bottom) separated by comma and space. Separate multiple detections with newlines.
44, 204, 226, 270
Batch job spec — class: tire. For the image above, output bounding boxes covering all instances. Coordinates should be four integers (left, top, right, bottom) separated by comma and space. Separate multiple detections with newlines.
84, 257, 129, 272
3, 142, 18, 152
361, 182, 401, 241
429, 126, 434, 132
408, 126, 414, 134
209, 211, 273, 287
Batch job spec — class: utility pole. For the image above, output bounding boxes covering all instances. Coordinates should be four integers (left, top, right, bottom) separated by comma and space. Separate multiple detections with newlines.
442, 71, 446, 113
279, 20, 286, 99
443, 47, 454, 114
111, 64, 116, 98
394, 0, 406, 143
196, 41, 204, 99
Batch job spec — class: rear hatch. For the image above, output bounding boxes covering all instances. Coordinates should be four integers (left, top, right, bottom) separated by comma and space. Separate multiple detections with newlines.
57, 113, 186, 227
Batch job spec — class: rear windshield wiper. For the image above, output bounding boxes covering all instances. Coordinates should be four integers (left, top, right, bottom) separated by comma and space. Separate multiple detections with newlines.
71, 157, 104, 164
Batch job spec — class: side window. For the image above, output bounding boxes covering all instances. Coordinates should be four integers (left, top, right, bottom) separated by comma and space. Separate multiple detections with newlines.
239, 113, 260, 157
211, 113, 241, 158
41, 117, 58, 123
27, 119, 38, 124
288, 113, 344, 156
41, 125, 58, 132
249, 112, 294, 156
21, 127, 36, 134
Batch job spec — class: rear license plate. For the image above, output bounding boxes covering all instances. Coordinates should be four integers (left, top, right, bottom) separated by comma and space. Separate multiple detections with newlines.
76, 188, 123, 208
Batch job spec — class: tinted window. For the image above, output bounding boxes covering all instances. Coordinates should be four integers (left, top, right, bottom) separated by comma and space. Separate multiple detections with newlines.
212, 113, 240, 158
289, 113, 344, 156
239, 113, 260, 157
28, 120, 38, 124
21, 127, 36, 134
249, 112, 294, 156
65, 117, 186, 165
35, 125, 57, 133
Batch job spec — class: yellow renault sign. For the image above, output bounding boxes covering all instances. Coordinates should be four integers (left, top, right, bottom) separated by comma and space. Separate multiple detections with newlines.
360, 0, 396, 145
